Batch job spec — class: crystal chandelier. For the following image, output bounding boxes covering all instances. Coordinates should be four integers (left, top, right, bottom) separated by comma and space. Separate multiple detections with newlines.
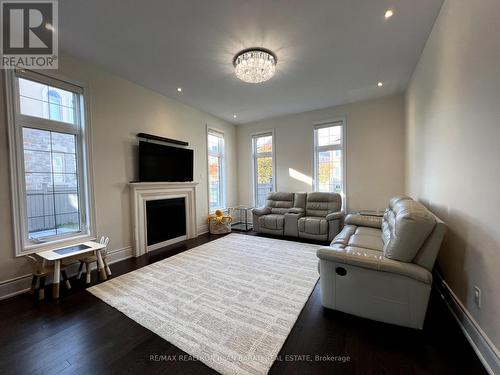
233, 48, 277, 83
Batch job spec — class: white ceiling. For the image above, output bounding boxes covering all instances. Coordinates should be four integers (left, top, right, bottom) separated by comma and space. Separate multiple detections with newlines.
59, 0, 443, 124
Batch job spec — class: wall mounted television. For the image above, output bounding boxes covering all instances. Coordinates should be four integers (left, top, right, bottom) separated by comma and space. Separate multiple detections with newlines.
139, 141, 193, 182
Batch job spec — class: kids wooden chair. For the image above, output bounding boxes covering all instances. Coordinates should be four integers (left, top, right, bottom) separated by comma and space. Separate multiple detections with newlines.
25, 255, 71, 300
77, 236, 111, 284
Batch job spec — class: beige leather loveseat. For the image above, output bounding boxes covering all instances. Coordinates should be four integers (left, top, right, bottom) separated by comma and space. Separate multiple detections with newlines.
317, 195, 446, 329
253, 192, 343, 241
252, 192, 300, 236
298, 192, 343, 241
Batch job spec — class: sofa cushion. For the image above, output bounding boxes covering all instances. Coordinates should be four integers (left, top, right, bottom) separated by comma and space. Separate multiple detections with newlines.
305, 192, 341, 217
355, 227, 382, 237
266, 192, 294, 214
347, 234, 384, 251
298, 216, 328, 235
259, 214, 284, 230
331, 225, 383, 251
382, 199, 436, 262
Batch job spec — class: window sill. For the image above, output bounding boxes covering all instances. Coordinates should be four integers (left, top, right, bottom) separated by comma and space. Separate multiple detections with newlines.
17, 233, 96, 257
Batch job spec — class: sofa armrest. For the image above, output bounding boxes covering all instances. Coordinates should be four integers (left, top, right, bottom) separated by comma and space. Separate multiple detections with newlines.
316, 245, 431, 284
326, 211, 343, 221
344, 214, 382, 228
284, 212, 304, 237
288, 207, 305, 214
252, 207, 271, 216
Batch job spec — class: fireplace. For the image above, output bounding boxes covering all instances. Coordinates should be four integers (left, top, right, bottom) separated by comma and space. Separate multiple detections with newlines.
129, 181, 198, 257
146, 197, 186, 249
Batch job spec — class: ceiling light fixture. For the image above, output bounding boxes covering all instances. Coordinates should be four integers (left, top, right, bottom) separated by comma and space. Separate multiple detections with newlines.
233, 115, 237, 118
177, 87, 182, 92
377, 82, 383, 87
384, 9, 394, 19
233, 48, 277, 83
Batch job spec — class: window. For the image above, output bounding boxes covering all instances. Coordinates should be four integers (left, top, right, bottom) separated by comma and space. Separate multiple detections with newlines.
7, 70, 93, 254
252, 132, 275, 207
19, 78, 75, 124
313, 121, 345, 197
48, 90, 62, 121
207, 129, 225, 211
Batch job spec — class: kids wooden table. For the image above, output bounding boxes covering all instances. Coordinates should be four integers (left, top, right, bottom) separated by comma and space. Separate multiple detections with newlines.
36, 241, 107, 299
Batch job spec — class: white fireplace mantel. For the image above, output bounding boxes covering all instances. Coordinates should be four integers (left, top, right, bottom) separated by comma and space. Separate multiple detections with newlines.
129, 181, 198, 257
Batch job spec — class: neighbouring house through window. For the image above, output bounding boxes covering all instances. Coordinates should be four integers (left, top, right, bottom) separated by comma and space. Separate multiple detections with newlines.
7, 70, 93, 255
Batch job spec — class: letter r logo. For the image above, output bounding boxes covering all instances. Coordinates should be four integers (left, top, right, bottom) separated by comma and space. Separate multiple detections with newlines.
2, 1, 54, 54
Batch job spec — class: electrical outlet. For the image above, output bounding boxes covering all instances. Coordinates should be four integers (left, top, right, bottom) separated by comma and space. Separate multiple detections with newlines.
474, 286, 482, 309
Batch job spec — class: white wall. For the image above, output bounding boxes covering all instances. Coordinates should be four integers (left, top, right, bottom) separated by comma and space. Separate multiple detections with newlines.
0, 54, 237, 286
406, 0, 500, 351
236, 95, 406, 213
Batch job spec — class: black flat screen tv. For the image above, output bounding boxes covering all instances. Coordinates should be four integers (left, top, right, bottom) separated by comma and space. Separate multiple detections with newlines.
139, 141, 193, 182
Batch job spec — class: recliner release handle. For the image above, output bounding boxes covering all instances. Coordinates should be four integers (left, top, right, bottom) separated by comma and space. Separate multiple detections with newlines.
336, 267, 347, 276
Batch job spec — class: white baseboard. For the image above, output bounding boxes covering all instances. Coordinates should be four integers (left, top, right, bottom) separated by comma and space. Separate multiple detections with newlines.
197, 224, 209, 235
434, 272, 500, 375
0, 275, 32, 300
107, 246, 134, 264
0, 246, 134, 301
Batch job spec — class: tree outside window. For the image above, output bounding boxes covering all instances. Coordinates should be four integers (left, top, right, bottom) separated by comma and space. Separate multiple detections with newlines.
314, 122, 344, 198
253, 133, 274, 206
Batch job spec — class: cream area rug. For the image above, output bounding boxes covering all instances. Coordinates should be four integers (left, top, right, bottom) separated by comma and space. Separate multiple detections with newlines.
88, 233, 320, 375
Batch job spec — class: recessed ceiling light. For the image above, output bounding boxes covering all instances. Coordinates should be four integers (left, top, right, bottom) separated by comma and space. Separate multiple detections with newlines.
384, 9, 394, 19
377, 82, 383, 87
233, 115, 237, 119
177, 87, 182, 92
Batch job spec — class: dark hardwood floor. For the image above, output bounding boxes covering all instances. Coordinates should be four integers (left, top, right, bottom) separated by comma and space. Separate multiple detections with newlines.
0, 232, 486, 375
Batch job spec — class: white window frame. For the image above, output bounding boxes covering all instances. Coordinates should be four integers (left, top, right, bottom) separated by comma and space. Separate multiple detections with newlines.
313, 118, 347, 211
206, 127, 225, 212
252, 130, 276, 206
5, 69, 96, 256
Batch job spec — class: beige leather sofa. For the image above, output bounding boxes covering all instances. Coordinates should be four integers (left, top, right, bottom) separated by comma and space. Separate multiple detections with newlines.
253, 192, 343, 240
316, 195, 446, 329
